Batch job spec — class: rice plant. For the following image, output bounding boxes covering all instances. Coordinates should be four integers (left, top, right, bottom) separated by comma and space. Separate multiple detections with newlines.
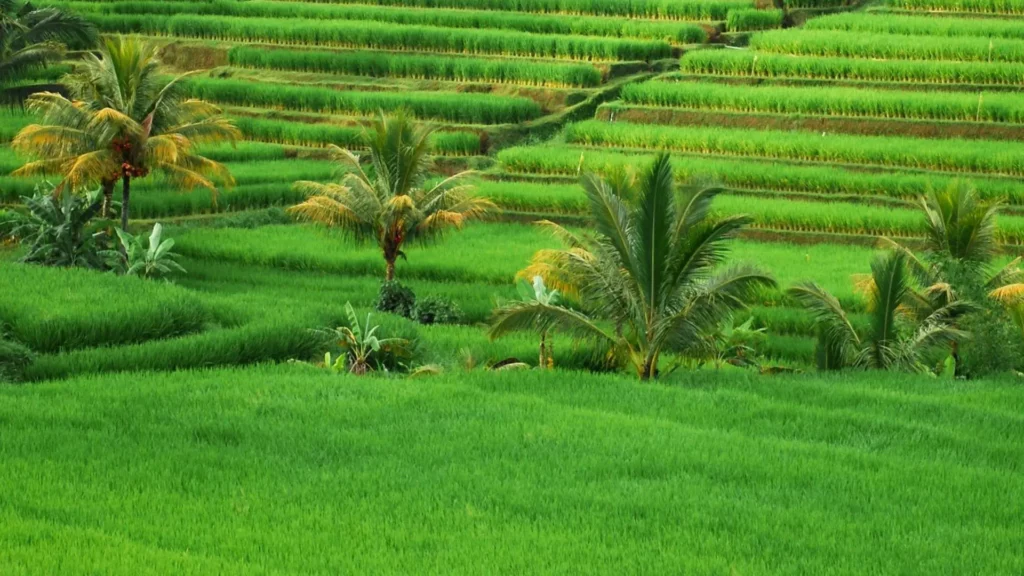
496, 145, 1024, 203
885, 0, 1024, 14
563, 120, 1024, 175
88, 14, 671, 62
680, 50, 1024, 86
806, 12, 1024, 39
620, 80, 1024, 123
750, 29, 1024, 64
77, 0, 708, 42
179, 78, 542, 125
228, 47, 603, 88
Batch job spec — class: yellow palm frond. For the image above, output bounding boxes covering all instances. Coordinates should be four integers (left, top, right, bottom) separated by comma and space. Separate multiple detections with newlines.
990, 283, 1024, 304
852, 273, 876, 310
289, 194, 363, 228
89, 107, 142, 134
157, 163, 215, 191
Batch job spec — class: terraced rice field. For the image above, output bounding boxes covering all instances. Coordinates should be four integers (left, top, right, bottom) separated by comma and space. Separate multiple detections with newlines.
2, 0, 1024, 369
4, 0, 1024, 571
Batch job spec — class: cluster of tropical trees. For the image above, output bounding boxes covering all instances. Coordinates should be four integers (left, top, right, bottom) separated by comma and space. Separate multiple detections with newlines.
3, 33, 238, 276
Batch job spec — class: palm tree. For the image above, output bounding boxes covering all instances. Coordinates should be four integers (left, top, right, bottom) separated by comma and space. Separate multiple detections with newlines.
12, 36, 239, 228
788, 250, 971, 372
0, 1, 96, 93
489, 154, 775, 380
289, 110, 493, 281
884, 181, 1024, 304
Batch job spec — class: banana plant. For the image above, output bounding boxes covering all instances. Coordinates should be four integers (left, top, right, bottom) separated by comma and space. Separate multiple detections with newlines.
327, 303, 411, 375
105, 223, 185, 279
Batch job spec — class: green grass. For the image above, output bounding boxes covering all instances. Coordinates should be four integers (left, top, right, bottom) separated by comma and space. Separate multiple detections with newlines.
171, 223, 554, 284
0, 365, 1021, 573
620, 80, 1024, 124
0, 261, 209, 353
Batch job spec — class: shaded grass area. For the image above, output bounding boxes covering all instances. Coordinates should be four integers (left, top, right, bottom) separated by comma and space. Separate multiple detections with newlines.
0, 366, 1021, 574
0, 262, 209, 353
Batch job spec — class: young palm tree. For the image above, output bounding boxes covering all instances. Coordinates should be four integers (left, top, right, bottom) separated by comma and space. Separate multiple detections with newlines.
883, 181, 1024, 305
0, 1, 96, 90
788, 250, 970, 372
12, 36, 239, 227
289, 110, 493, 281
489, 154, 775, 380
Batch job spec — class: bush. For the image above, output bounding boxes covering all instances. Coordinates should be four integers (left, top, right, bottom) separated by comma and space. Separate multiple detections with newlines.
376, 281, 417, 319
326, 309, 422, 372
416, 296, 463, 325
0, 339, 34, 383
957, 307, 1024, 377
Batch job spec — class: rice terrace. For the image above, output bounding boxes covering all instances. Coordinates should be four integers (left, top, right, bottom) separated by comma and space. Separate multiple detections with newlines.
1, 0, 1024, 572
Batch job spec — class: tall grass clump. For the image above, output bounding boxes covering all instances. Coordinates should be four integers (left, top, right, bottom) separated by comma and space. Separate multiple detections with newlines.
179, 78, 542, 124
680, 50, 1024, 86
227, 47, 603, 88
620, 81, 1024, 123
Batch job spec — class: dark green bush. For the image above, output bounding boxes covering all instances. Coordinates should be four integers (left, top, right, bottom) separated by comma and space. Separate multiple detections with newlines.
415, 296, 463, 325
0, 339, 34, 383
377, 281, 417, 319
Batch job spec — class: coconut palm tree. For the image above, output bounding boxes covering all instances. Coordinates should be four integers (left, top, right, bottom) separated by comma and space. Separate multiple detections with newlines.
489, 154, 775, 380
289, 110, 494, 281
883, 181, 1024, 306
0, 0, 96, 91
12, 36, 239, 227
788, 250, 971, 372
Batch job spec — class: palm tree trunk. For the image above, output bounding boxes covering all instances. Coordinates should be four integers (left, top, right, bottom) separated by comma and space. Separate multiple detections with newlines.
100, 180, 115, 219
120, 175, 132, 231
539, 331, 546, 370
385, 258, 396, 282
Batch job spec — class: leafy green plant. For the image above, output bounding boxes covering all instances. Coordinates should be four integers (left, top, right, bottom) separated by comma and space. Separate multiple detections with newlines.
325, 303, 413, 375
415, 295, 463, 326
490, 154, 775, 380
0, 338, 34, 383
789, 251, 971, 373
377, 281, 417, 319
7, 184, 108, 268
289, 110, 493, 281
104, 223, 186, 279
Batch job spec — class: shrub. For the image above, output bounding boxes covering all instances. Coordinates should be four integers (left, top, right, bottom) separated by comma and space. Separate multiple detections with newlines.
0, 339, 34, 383
416, 296, 464, 325
376, 281, 417, 319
